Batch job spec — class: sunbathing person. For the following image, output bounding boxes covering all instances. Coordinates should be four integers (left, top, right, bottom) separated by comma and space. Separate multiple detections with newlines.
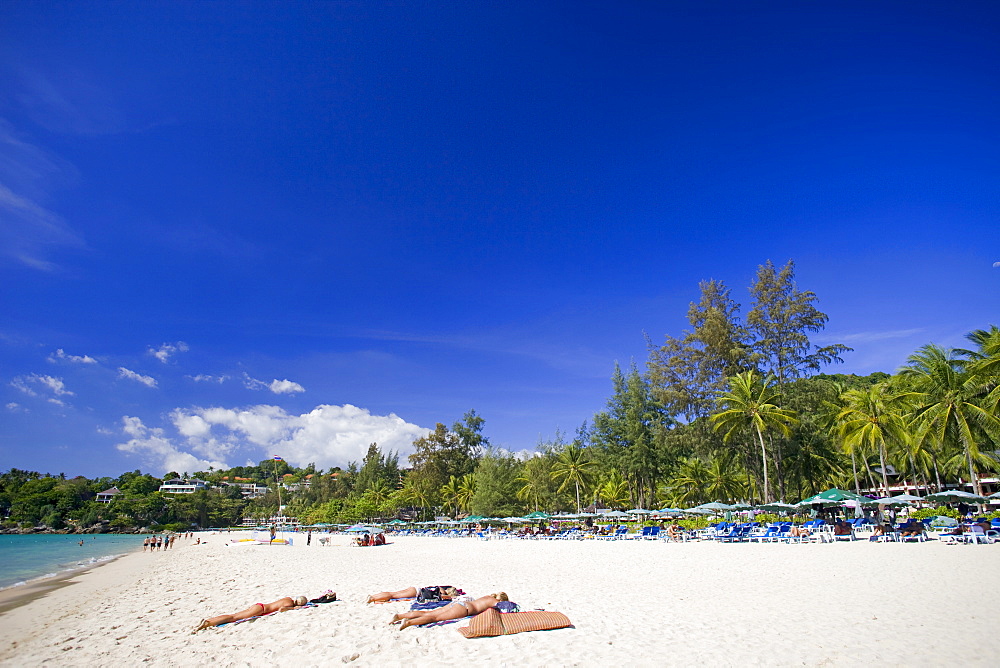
193, 596, 308, 632
900, 522, 925, 538
366, 586, 460, 604
666, 523, 684, 541
788, 525, 811, 538
391, 593, 508, 630
833, 519, 853, 536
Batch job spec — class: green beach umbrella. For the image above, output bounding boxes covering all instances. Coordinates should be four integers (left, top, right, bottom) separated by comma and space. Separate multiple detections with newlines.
797, 488, 869, 506
924, 490, 987, 503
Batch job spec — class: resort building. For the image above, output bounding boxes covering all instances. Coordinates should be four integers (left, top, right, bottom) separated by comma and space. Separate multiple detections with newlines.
158, 478, 209, 494
96, 486, 121, 504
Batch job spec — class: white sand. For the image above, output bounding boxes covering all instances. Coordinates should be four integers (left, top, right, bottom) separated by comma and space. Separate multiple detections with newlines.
1, 532, 998, 666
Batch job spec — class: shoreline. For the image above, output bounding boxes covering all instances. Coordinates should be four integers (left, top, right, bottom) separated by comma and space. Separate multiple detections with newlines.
0, 545, 143, 616
2, 534, 999, 666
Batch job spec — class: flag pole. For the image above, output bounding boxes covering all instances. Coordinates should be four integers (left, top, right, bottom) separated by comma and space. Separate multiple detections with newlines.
273, 456, 283, 526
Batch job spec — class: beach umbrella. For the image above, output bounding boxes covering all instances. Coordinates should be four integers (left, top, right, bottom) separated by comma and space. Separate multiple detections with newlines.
386, 519, 407, 525
683, 508, 716, 515
797, 488, 872, 509
602, 510, 629, 518
345, 524, 379, 532
924, 490, 987, 504
729, 502, 753, 511
989, 491, 1000, 499
656, 507, 685, 515
694, 502, 734, 513
627, 508, 653, 515
522, 511, 551, 520
872, 495, 920, 506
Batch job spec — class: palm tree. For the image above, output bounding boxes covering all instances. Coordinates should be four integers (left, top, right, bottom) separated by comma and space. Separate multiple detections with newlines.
597, 469, 631, 510
710, 371, 798, 503
440, 476, 463, 517
662, 457, 710, 506
701, 455, 746, 503
515, 457, 549, 512
550, 445, 596, 513
836, 384, 907, 495
900, 344, 1000, 496
457, 474, 476, 512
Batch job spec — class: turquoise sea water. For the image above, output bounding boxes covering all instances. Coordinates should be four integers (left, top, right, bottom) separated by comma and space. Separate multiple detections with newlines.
0, 534, 146, 590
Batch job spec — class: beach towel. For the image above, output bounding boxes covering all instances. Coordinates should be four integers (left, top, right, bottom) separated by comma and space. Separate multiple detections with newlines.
458, 608, 572, 638
410, 600, 450, 611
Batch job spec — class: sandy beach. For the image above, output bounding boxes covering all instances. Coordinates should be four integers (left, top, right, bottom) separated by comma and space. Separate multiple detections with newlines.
1, 532, 998, 667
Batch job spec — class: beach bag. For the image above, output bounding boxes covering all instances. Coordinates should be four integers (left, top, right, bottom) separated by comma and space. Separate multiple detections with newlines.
417, 586, 454, 602
495, 601, 519, 613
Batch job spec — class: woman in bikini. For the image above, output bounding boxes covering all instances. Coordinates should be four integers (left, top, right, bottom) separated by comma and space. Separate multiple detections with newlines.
193, 596, 309, 632
366, 586, 459, 604
391, 593, 508, 630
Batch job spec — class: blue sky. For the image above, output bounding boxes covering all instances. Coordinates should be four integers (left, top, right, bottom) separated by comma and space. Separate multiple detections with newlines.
1, 2, 998, 477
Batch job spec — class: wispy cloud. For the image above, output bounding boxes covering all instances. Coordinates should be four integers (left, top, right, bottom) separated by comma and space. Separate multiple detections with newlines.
48, 348, 97, 364
149, 341, 189, 363
118, 367, 157, 388
0, 120, 85, 271
188, 374, 228, 384
816, 328, 925, 344
10, 373, 74, 406
243, 373, 306, 395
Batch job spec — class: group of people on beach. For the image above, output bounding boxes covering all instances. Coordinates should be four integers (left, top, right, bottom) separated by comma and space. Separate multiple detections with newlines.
143, 535, 176, 551
194, 586, 509, 632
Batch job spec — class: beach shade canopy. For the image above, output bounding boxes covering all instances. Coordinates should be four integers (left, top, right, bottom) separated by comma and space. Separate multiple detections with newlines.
522, 511, 551, 520
694, 502, 734, 512
873, 494, 924, 505
729, 502, 753, 511
503, 516, 526, 523
345, 524, 380, 532
683, 507, 716, 515
460, 515, 485, 523
601, 510, 630, 518
386, 519, 408, 525
924, 490, 987, 503
758, 502, 798, 512
627, 508, 653, 514
656, 507, 685, 515
989, 492, 1000, 499
797, 488, 870, 506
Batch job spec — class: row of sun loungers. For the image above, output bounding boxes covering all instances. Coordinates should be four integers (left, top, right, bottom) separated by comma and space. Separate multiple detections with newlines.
388, 519, 1000, 544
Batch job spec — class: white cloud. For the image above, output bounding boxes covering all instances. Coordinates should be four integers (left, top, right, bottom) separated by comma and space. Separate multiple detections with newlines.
149, 341, 189, 363
116, 416, 226, 475
269, 379, 305, 394
48, 348, 97, 364
118, 367, 157, 388
6, 402, 24, 412
166, 403, 429, 469
188, 374, 227, 384
11, 373, 73, 401
243, 373, 305, 395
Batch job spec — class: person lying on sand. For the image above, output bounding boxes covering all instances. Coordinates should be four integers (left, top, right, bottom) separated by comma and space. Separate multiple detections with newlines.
366, 586, 461, 604
391, 593, 508, 630
193, 596, 309, 632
